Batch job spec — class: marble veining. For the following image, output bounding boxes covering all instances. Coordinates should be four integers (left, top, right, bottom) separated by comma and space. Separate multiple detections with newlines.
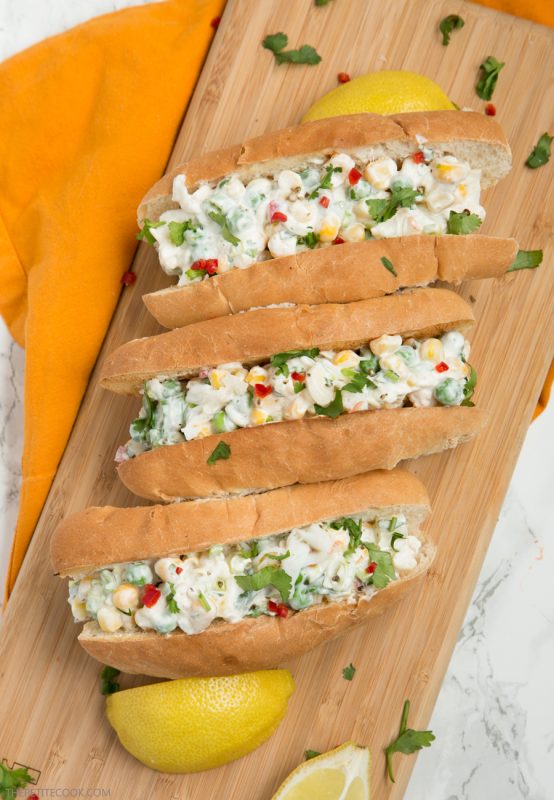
0, 2, 552, 797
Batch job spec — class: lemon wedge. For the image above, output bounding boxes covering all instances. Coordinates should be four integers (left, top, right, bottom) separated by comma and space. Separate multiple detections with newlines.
302, 70, 455, 122
271, 743, 370, 800
106, 670, 294, 773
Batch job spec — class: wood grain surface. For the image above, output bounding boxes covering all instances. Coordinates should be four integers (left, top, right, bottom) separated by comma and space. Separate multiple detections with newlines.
1, 1, 553, 798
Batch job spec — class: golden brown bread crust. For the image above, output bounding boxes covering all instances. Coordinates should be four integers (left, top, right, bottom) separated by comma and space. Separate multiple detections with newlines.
143, 235, 518, 329
138, 111, 511, 221
77, 541, 435, 678
50, 470, 429, 575
101, 287, 474, 394
117, 407, 486, 502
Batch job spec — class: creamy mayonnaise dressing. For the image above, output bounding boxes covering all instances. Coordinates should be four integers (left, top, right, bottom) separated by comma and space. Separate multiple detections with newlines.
119, 330, 474, 460
143, 150, 485, 286
68, 513, 421, 636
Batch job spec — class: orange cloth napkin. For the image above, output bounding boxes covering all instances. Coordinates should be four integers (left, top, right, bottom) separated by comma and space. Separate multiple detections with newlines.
474, 0, 554, 26
0, 0, 550, 599
0, 0, 223, 598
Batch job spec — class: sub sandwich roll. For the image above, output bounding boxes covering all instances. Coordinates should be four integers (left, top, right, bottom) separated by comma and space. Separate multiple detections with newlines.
101, 288, 486, 501
137, 111, 514, 328
51, 471, 435, 678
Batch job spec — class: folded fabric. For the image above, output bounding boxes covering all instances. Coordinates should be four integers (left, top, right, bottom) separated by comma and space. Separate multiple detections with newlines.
474, 0, 554, 27
0, 0, 550, 601
0, 0, 224, 598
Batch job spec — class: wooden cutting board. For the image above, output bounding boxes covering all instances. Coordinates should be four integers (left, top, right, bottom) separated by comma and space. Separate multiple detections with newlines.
1, 1, 552, 798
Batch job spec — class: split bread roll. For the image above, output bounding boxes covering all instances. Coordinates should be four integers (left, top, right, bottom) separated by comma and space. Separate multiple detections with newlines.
100, 287, 486, 501
51, 471, 435, 678
138, 111, 514, 328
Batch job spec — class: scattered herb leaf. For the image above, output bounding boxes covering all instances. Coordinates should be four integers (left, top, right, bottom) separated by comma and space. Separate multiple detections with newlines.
461, 365, 477, 406
207, 441, 231, 465
507, 249, 543, 272
476, 56, 504, 101
263, 32, 322, 66
342, 662, 356, 681
365, 544, 395, 589
381, 256, 398, 277
0, 763, 34, 797
305, 750, 321, 760
100, 665, 121, 695
439, 14, 464, 46
385, 700, 435, 783
525, 133, 552, 169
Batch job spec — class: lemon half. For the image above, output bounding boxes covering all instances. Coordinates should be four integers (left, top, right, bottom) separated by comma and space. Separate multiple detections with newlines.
106, 670, 294, 773
302, 70, 455, 121
272, 743, 370, 800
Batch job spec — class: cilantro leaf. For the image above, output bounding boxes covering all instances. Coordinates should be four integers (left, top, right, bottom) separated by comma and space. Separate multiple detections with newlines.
365, 544, 395, 589
168, 219, 200, 246
330, 517, 363, 556
270, 348, 320, 377
342, 370, 376, 393
314, 388, 344, 419
0, 763, 34, 795
305, 750, 321, 760
100, 664, 121, 695
297, 231, 320, 249
367, 185, 419, 224
235, 567, 292, 602
507, 249, 543, 272
381, 256, 398, 277
166, 583, 180, 613
525, 133, 552, 169
136, 218, 165, 245
275, 45, 321, 66
385, 700, 435, 783
208, 210, 240, 246
342, 662, 356, 681
263, 32, 321, 66
446, 210, 482, 235
262, 32, 288, 53
461, 365, 477, 406
309, 165, 342, 199
439, 14, 464, 46
207, 440, 231, 465
476, 56, 505, 101
241, 540, 259, 559
315, 0, 332, 5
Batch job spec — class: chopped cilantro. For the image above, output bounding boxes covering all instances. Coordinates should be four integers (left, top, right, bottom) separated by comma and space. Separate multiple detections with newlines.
207, 441, 231, 465
385, 700, 435, 783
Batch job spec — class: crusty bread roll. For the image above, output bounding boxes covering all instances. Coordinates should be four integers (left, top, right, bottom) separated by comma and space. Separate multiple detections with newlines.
50, 471, 436, 677
138, 111, 513, 328
101, 287, 474, 394
139, 111, 511, 222
117, 406, 485, 502
143, 235, 518, 329
100, 287, 484, 501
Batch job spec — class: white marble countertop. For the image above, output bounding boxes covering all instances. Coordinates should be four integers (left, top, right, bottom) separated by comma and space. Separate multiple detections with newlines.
0, 2, 552, 797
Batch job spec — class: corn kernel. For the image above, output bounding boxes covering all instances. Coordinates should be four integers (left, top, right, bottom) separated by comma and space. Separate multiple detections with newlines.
342, 223, 365, 243
112, 583, 140, 612
332, 350, 359, 367
209, 370, 224, 389
252, 409, 268, 425
364, 158, 397, 190
318, 213, 340, 242
419, 338, 444, 364
353, 200, 370, 221
246, 367, 268, 385
432, 159, 468, 184
379, 353, 409, 378
370, 334, 403, 357
71, 599, 88, 622
97, 606, 123, 633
